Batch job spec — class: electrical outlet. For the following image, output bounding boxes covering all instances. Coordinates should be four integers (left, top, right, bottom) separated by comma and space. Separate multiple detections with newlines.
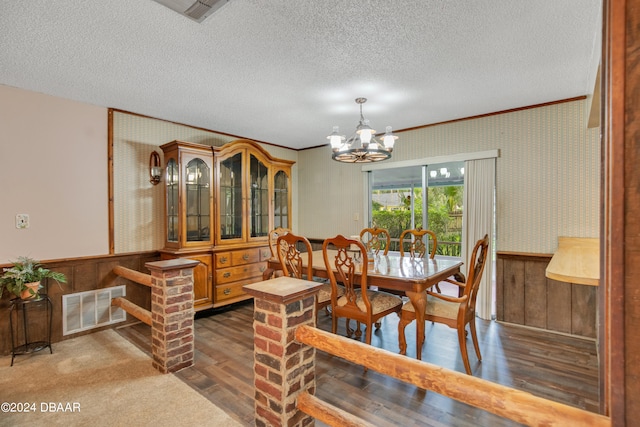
16, 213, 29, 229
353, 212, 359, 221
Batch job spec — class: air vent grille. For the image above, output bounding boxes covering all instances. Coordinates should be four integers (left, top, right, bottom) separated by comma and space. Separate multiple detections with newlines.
62, 286, 127, 335
152, 0, 231, 23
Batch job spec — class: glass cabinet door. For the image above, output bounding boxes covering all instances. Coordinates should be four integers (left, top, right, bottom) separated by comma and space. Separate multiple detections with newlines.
250, 154, 269, 238
273, 169, 289, 229
185, 158, 211, 242
166, 158, 179, 242
219, 153, 243, 240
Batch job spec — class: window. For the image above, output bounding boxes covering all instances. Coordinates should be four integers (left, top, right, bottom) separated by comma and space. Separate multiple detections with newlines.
368, 162, 464, 256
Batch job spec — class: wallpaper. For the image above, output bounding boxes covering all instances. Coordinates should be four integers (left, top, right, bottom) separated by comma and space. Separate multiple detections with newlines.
296, 99, 600, 254
112, 112, 235, 253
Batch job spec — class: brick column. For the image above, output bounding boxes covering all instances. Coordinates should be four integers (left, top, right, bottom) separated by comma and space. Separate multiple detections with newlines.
145, 258, 200, 374
244, 276, 323, 427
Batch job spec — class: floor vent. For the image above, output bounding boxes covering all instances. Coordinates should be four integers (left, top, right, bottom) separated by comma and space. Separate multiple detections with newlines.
62, 286, 127, 335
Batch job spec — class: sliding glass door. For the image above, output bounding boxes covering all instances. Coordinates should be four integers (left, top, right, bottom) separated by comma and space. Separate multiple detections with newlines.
368, 162, 464, 256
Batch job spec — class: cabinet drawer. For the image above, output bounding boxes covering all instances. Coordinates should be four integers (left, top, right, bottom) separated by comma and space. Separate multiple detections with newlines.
231, 248, 261, 265
215, 252, 232, 268
216, 262, 267, 284
215, 248, 263, 267
216, 281, 245, 302
259, 246, 272, 261
216, 275, 264, 302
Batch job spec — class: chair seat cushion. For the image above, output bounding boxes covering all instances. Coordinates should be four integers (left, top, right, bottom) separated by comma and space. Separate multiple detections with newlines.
318, 283, 343, 304
337, 290, 402, 314
401, 294, 458, 319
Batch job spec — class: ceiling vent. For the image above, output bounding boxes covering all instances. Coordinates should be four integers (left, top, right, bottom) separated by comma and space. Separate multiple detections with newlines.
152, 0, 231, 23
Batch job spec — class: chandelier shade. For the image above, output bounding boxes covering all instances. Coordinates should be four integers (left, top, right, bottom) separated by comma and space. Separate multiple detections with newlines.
328, 98, 397, 163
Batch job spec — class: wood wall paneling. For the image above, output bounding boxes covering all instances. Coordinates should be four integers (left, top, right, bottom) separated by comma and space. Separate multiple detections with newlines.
547, 279, 573, 334
0, 252, 160, 356
496, 253, 596, 339
572, 284, 597, 338
525, 261, 548, 329
502, 259, 525, 324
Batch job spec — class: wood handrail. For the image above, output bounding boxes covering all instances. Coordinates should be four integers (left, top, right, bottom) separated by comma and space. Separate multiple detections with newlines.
113, 265, 152, 287
295, 325, 610, 427
296, 392, 376, 427
111, 266, 152, 325
111, 297, 152, 326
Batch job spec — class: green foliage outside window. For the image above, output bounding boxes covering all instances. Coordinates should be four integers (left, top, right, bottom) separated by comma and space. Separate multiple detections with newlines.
371, 186, 462, 256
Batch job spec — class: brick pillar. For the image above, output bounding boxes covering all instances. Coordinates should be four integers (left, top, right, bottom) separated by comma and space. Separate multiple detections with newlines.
243, 276, 323, 427
145, 258, 200, 374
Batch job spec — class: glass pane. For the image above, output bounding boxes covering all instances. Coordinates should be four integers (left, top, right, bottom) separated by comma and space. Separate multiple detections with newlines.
370, 167, 422, 251
166, 158, 179, 242
274, 170, 289, 229
250, 154, 269, 237
185, 158, 211, 242
426, 163, 464, 257
220, 153, 243, 239
370, 162, 464, 255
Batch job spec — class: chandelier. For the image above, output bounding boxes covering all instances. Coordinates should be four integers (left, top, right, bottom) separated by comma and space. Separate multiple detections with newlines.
327, 98, 398, 163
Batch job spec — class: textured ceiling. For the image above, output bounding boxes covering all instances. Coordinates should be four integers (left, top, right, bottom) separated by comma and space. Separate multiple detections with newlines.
0, 0, 602, 150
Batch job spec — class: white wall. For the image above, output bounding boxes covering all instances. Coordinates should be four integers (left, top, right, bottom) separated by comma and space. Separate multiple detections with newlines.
0, 85, 109, 263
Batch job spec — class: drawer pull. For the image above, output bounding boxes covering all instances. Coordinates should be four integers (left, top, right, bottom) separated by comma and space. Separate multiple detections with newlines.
220, 256, 228, 264
223, 288, 231, 295
223, 272, 231, 278
260, 266, 266, 272
242, 254, 250, 261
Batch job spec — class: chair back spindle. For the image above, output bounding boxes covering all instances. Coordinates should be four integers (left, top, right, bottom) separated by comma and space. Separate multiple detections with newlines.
399, 228, 438, 258
269, 227, 291, 258
359, 226, 391, 256
277, 233, 312, 281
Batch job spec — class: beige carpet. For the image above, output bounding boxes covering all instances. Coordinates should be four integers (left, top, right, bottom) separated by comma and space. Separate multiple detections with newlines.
0, 329, 241, 427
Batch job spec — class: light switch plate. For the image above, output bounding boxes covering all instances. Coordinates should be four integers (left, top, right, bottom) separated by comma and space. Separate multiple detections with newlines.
16, 213, 29, 229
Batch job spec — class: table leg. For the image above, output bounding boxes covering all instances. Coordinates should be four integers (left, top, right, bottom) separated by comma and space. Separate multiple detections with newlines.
405, 290, 427, 360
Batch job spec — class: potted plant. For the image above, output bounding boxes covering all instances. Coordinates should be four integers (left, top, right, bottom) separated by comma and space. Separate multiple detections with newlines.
0, 256, 66, 299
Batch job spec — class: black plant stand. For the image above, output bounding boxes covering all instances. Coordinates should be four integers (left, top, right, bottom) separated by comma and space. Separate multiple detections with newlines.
8, 294, 53, 366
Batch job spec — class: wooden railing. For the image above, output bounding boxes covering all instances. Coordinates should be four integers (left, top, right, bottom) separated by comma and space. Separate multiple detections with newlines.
294, 324, 610, 427
111, 265, 152, 326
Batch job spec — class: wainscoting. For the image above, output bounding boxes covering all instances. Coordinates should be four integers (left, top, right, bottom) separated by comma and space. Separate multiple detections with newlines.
0, 252, 160, 356
495, 252, 597, 339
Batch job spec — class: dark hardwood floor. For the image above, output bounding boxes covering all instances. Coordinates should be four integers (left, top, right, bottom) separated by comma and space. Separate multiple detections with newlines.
116, 299, 599, 427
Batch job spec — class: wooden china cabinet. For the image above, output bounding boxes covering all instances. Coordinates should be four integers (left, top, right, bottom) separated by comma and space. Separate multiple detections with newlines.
213, 140, 294, 307
159, 140, 214, 309
160, 139, 293, 311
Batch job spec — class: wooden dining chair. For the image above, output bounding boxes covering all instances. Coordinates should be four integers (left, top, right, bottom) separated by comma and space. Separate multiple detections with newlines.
262, 227, 291, 280
268, 227, 291, 258
323, 235, 403, 345
399, 227, 438, 258
359, 226, 391, 256
399, 227, 442, 292
277, 233, 340, 321
397, 234, 489, 375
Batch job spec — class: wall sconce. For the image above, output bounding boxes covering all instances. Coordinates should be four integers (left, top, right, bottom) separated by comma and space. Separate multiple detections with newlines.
149, 151, 162, 185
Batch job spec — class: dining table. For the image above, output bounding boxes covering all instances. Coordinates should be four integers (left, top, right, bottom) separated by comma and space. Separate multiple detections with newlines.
268, 250, 464, 359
